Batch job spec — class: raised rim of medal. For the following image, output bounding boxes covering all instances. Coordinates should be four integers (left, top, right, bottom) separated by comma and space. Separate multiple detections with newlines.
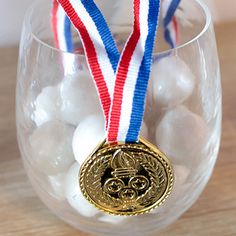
79, 137, 174, 216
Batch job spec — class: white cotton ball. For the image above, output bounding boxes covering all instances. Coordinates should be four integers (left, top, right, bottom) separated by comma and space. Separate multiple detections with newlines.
29, 120, 75, 175
155, 106, 208, 164
72, 114, 105, 166
65, 163, 100, 217
98, 214, 127, 224
48, 172, 67, 200
151, 56, 195, 108
60, 72, 102, 126
174, 165, 190, 187
33, 86, 61, 126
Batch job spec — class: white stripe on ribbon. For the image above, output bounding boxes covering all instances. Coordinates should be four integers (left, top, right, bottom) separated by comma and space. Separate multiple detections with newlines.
169, 19, 177, 44
57, 5, 75, 75
57, 5, 68, 51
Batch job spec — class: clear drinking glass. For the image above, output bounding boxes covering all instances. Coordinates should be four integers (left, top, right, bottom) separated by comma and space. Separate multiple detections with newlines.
16, 0, 221, 235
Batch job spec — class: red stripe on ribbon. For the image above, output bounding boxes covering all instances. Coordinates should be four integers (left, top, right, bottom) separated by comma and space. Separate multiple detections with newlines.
58, 0, 111, 123
173, 16, 179, 45
52, 0, 60, 48
107, 0, 141, 142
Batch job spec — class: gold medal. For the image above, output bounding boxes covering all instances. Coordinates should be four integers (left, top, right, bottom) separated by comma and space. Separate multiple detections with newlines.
79, 137, 174, 216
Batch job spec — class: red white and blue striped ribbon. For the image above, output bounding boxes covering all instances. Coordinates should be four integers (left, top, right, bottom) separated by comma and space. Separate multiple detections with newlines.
52, 0, 180, 135
53, 0, 180, 54
52, 0, 74, 52
52, 0, 76, 75
57, 0, 161, 143
59, 0, 160, 142
162, 0, 181, 48
108, 0, 161, 143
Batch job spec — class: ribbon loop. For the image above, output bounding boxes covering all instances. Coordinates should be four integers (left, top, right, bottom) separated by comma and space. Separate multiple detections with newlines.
57, 0, 172, 144
108, 0, 161, 143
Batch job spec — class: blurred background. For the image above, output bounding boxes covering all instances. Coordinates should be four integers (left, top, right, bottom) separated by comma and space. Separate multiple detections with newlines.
0, 0, 236, 46
0, 1, 235, 236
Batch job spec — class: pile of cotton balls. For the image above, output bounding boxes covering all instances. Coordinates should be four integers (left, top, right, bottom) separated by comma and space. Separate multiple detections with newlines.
28, 55, 208, 223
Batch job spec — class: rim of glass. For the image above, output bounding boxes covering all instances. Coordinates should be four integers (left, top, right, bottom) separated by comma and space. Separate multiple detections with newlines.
26, 0, 212, 57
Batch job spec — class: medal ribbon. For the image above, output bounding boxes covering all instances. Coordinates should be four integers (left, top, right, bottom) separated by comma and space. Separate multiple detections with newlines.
52, 0, 180, 74
162, 0, 181, 48
57, 0, 161, 143
52, 0, 72, 52
108, 0, 161, 143
53, 0, 181, 53
52, 0, 75, 75
52, 0, 74, 52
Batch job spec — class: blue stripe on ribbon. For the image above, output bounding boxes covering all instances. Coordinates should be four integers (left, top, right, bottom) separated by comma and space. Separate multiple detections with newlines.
163, 0, 181, 48
81, 0, 120, 72
164, 25, 175, 48
126, 0, 161, 143
163, 0, 181, 27
64, 15, 74, 52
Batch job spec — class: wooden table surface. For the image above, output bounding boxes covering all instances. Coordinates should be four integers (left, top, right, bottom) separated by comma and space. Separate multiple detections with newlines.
0, 22, 236, 236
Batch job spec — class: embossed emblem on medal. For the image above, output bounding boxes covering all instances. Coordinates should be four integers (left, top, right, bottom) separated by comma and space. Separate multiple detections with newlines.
79, 137, 174, 216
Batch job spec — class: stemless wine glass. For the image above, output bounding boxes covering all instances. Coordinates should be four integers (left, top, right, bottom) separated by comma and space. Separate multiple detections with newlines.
16, 0, 222, 235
